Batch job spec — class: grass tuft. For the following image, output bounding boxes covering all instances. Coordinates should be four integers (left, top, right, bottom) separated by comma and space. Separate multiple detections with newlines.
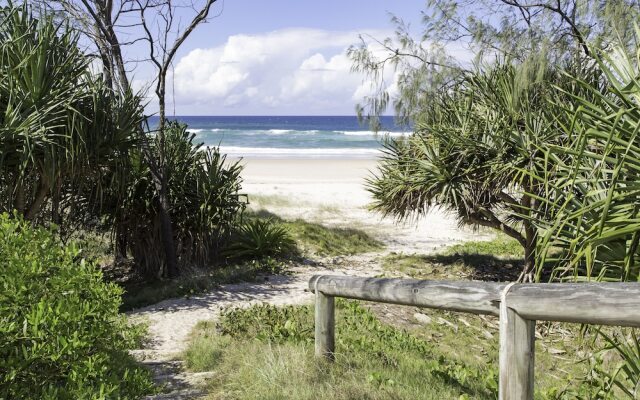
184, 301, 500, 399
382, 235, 524, 281
183, 300, 598, 399
442, 234, 523, 258
284, 219, 383, 256
245, 209, 383, 256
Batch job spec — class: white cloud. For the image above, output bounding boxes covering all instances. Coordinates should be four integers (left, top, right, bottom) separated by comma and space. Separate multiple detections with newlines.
168, 28, 474, 115
171, 28, 392, 115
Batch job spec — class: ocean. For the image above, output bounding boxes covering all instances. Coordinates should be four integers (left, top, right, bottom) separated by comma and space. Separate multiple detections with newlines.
156, 115, 409, 158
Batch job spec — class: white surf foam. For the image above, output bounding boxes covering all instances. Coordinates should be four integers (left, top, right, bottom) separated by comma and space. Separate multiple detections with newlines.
338, 130, 410, 137
216, 146, 380, 158
187, 128, 224, 133
265, 129, 320, 135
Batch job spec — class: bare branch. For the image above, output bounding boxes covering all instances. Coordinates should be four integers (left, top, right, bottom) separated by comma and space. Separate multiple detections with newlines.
498, 0, 591, 56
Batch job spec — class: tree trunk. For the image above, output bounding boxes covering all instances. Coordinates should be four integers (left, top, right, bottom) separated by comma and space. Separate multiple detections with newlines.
51, 177, 62, 225
517, 185, 537, 283
96, 39, 113, 89
156, 180, 179, 278
469, 208, 536, 282
153, 76, 179, 278
115, 220, 128, 260
15, 178, 25, 215
25, 177, 49, 221
518, 222, 536, 283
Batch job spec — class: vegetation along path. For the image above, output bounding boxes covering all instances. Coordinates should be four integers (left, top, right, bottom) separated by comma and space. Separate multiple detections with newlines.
129, 186, 486, 398
130, 256, 384, 399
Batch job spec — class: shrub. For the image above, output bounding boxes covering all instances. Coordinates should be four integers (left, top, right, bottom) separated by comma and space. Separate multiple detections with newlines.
224, 219, 296, 260
0, 214, 153, 399
110, 121, 246, 279
0, 5, 144, 226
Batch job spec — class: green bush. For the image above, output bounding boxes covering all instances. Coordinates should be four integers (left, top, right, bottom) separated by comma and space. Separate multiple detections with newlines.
0, 214, 153, 399
110, 121, 246, 279
224, 219, 296, 260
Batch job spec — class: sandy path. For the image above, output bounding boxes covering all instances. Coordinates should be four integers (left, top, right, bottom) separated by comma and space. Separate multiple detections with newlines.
132, 259, 382, 399
131, 158, 489, 398
132, 259, 381, 359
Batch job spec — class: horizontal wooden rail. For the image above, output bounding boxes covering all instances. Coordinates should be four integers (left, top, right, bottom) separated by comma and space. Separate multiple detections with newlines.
309, 275, 506, 315
506, 283, 640, 326
309, 275, 640, 400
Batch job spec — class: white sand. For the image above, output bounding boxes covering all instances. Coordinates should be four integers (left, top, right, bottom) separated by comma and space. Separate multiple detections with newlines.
239, 158, 491, 253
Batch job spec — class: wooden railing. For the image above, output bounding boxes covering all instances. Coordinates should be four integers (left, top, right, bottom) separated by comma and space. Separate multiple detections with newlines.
308, 275, 640, 400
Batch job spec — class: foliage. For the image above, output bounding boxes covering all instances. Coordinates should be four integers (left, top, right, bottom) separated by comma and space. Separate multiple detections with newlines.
348, 0, 638, 127
0, 4, 143, 225
349, 0, 638, 281
0, 213, 153, 399
584, 329, 640, 399
224, 218, 296, 260
520, 31, 640, 283
245, 210, 383, 256
0, 4, 244, 281
186, 301, 500, 399
442, 235, 523, 258
110, 121, 246, 279
513, 29, 640, 399
367, 60, 594, 280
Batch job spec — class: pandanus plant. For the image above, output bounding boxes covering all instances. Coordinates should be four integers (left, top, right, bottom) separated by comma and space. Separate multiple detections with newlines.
367, 58, 602, 282
0, 4, 143, 227
524, 39, 640, 284
515, 31, 640, 398
108, 121, 246, 279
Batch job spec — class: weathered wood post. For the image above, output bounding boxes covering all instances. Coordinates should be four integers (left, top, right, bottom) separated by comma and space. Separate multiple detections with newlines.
499, 284, 535, 400
314, 289, 335, 360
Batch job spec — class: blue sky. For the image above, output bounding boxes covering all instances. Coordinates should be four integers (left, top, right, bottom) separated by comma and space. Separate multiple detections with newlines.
139, 0, 429, 116
183, 0, 426, 49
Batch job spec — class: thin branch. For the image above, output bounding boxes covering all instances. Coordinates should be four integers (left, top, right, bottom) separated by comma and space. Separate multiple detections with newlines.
499, 0, 591, 56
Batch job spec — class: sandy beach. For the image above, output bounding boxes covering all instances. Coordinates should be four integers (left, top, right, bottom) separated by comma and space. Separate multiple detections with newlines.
237, 157, 491, 253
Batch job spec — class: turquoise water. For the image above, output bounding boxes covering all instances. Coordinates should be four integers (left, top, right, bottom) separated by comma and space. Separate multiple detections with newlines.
158, 116, 409, 158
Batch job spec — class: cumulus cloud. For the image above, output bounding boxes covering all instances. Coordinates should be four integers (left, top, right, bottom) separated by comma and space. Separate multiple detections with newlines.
170, 28, 391, 115
168, 28, 476, 115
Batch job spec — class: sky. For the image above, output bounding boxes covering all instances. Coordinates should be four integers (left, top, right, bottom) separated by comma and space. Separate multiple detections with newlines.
133, 0, 430, 116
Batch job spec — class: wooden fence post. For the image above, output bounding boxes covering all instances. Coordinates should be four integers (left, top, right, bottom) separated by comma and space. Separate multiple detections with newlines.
315, 290, 335, 360
499, 286, 535, 400
310, 274, 640, 395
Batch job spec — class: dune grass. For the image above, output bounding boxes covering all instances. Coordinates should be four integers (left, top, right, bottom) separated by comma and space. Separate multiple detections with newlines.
183, 300, 595, 399
442, 234, 523, 258
247, 209, 383, 256
185, 301, 500, 399
382, 235, 524, 281
284, 219, 383, 256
